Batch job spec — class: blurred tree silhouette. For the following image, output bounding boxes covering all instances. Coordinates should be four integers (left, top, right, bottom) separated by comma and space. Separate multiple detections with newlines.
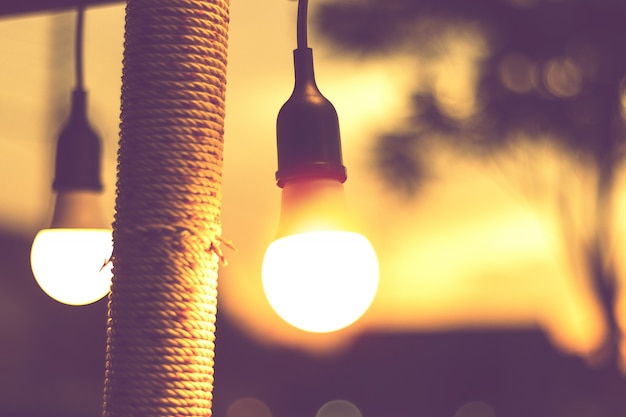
315, 0, 626, 371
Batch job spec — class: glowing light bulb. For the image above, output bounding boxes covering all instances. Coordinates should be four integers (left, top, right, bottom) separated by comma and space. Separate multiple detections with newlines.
31, 228, 112, 306
30, 191, 113, 306
30, 84, 111, 305
264, 21, 379, 332
262, 178, 379, 332
263, 230, 378, 333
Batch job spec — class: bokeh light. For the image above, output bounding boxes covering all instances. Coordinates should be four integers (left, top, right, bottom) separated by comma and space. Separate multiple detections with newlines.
226, 398, 272, 417
454, 401, 496, 417
262, 230, 379, 333
498, 53, 537, 94
542, 57, 583, 98
316, 399, 363, 417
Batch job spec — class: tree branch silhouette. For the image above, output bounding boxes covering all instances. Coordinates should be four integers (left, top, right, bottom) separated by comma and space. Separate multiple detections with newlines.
315, 0, 626, 372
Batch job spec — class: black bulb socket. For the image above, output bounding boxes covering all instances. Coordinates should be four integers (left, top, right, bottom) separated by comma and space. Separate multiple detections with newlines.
275, 48, 347, 188
52, 89, 103, 192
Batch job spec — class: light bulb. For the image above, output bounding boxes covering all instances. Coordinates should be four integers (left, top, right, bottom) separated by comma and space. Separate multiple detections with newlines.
30, 190, 112, 306
31, 229, 112, 306
30, 82, 111, 306
262, 178, 379, 333
265, 17, 379, 332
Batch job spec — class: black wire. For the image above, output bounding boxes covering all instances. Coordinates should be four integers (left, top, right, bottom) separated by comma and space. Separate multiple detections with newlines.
75, 4, 85, 90
297, 0, 308, 49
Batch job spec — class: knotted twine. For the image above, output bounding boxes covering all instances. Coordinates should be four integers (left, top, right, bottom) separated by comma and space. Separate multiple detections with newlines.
103, 1, 230, 416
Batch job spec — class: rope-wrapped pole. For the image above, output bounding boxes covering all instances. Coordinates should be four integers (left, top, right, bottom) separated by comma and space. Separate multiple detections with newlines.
103, 1, 230, 416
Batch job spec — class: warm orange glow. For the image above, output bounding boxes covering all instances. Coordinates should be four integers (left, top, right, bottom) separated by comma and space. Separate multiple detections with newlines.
217, 46, 614, 354
262, 178, 379, 333
0, 1, 609, 362
426, 24, 488, 120
274, 178, 352, 239
30, 228, 112, 305
262, 230, 378, 333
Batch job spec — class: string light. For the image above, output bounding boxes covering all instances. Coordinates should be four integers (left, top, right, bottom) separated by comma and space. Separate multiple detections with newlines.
30, 5, 112, 306
262, 0, 379, 332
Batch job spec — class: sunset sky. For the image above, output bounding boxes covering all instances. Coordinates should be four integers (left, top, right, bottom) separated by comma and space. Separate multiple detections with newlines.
0, 0, 615, 357
1, 1, 624, 416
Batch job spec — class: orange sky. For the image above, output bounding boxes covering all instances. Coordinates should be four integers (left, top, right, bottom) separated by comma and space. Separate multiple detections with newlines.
0, 0, 619, 365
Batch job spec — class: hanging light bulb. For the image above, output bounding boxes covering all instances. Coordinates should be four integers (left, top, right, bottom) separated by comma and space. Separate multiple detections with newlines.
262, 0, 379, 333
262, 178, 379, 333
30, 6, 112, 306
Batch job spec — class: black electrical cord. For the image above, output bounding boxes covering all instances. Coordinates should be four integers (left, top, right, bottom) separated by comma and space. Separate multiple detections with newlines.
296, 0, 308, 49
275, 0, 347, 187
75, 4, 85, 91
52, 3, 103, 193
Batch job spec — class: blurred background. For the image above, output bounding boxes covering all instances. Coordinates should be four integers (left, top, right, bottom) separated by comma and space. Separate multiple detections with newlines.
2, 0, 626, 416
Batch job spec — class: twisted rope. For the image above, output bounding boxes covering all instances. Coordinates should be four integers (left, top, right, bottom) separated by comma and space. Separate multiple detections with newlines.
103, 1, 230, 416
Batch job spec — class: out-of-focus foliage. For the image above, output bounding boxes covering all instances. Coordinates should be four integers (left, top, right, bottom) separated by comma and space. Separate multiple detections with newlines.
315, 0, 626, 370
315, 0, 626, 194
